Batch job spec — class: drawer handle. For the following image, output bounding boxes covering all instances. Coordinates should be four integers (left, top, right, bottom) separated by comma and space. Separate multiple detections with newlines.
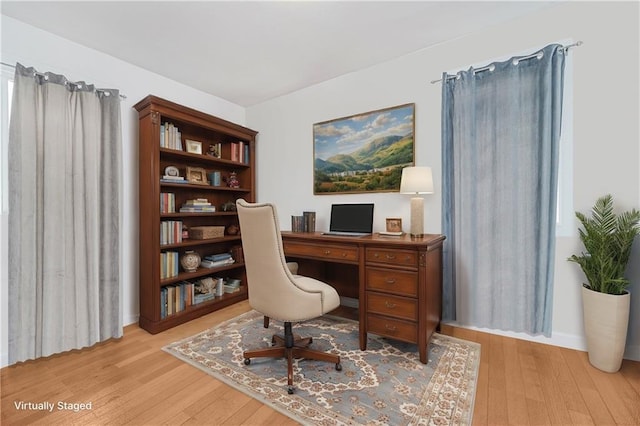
342, 252, 347, 257
385, 278, 396, 285
385, 324, 397, 331
324, 250, 331, 255
385, 254, 396, 260
385, 301, 397, 309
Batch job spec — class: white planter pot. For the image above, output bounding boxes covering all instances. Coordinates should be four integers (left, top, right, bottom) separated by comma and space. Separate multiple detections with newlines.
581, 286, 630, 373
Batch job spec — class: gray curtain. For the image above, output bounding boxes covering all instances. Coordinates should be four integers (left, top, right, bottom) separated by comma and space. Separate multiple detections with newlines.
441, 44, 565, 336
8, 63, 122, 364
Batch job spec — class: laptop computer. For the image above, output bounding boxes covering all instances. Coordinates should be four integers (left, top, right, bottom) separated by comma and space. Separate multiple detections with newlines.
322, 203, 374, 236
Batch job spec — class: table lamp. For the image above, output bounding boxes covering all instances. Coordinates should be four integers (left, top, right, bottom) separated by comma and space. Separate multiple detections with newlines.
400, 166, 434, 237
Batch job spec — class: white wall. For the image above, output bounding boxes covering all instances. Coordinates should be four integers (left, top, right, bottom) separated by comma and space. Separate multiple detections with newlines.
0, 15, 246, 367
247, 2, 640, 360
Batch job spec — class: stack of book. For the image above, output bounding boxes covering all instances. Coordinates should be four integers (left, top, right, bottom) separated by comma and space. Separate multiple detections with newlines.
194, 291, 216, 305
224, 278, 241, 293
200, 252, 235, 268
160, 174, 186, 184
180, 198, 216, 213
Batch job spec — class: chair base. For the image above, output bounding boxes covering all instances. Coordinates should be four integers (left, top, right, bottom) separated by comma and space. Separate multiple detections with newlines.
243, 322, 342, 394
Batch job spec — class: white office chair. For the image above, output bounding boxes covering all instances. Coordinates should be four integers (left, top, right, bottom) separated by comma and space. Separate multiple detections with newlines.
236, 199, 342, 394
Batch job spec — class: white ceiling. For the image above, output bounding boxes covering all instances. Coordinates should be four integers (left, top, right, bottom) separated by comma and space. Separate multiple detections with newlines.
1, 1, 557, 106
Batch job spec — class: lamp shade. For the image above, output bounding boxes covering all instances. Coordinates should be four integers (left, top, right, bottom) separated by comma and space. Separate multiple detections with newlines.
400, 166, 434, 194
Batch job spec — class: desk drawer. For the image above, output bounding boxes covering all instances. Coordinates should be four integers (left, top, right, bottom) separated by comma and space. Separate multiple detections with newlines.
366, 247, 417, 267
367, 314, 417, 343
283, 241, 358, 263
366, 267, 418, 297
367, 292, 417, 321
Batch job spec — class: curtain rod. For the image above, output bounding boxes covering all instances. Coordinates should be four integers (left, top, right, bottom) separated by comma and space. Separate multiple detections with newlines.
430, 41, 583, 84
1, 61, 127, 99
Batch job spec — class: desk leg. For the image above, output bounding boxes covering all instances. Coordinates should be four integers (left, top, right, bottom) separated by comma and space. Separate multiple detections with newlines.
419, 341, 427, 364
359, 249, 367, 351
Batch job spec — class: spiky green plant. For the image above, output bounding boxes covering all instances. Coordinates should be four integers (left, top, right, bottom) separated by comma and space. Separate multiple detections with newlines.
568, 194, 640, 295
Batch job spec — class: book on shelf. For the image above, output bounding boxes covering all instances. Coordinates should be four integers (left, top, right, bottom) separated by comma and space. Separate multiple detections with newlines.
194, 292, 216, 304
224, 285, 241, 294
160, 251, 180, 279
205, 252, 233, 262
161, 175, 185, 181
168, 286, 175, 316
184, 198, 210, 205
229, 141, 249, 163
160, 221, 183, 245
209, 171, 221, 186
200, 257, 235, 269
161, 281, 196, 317
161, 287, 167, 319
179, 206, 216, 213
160, 122, 183, 151
180, 198, 215, 213
223, 277, 241, 294
160, 192, 176, 214
160, 178, 188, 184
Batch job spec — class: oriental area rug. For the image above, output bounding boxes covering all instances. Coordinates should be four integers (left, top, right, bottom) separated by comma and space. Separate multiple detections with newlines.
163, 310, 480, 425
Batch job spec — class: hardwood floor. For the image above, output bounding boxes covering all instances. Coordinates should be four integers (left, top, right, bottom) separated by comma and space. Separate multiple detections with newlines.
2, 300, 639, 425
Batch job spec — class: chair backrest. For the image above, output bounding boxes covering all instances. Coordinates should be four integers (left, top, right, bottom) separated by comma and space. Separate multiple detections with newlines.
236, 199, 310, 319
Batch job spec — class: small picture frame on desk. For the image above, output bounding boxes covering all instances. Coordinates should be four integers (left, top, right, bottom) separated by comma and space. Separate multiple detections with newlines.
386, 218, 402, 233
186, 166, 209, 185
185, 139, 203, 154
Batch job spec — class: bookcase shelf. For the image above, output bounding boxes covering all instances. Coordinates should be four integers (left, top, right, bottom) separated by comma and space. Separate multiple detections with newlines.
160, 235, 242, 249
159, 262, 246, 286
134, 95, 257, 334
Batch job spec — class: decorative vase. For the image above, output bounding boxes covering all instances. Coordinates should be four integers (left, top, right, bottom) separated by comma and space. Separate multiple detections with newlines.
226, 224, 239, 235
180, 250, 201, 273
581, 286, 630, 373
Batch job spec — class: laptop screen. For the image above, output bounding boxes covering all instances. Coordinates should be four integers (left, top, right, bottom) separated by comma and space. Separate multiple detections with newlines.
329, 203, 374, 234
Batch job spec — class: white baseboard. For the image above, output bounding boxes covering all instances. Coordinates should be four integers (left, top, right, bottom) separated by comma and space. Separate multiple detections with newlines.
124, 315, 139, 328
443, 322, 640, 362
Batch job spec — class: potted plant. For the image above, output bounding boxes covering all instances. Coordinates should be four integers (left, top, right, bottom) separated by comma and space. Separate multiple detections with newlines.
568, 194, 640, 372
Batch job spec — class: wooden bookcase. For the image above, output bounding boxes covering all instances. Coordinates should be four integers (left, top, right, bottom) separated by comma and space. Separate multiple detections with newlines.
134, 95, 257, 334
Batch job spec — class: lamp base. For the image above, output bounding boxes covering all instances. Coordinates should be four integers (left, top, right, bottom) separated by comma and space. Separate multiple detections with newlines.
409, 197, 424, 238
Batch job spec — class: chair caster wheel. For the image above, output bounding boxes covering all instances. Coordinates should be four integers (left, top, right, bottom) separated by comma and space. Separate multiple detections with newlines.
244, 358, 251, 365
287, 386, 294, 394
335, 363, 342, 371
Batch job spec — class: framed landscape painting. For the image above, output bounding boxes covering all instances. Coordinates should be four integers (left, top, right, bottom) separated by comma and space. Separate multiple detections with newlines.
313, 103, 415, 194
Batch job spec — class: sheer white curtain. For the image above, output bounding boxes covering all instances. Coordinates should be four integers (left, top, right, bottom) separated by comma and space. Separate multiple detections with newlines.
8, 63, 122, 364
441, 44, 566, 336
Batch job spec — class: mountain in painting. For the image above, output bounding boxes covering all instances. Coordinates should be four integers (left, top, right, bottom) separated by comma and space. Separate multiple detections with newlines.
315, 134, 413, 173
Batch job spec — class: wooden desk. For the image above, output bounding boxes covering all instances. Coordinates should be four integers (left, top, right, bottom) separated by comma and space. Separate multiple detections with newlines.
281, 231, 445, 364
